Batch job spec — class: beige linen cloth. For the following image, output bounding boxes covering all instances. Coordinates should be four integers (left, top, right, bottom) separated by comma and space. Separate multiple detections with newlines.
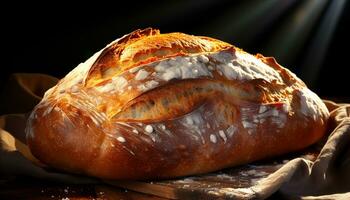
1, 73, 349, 200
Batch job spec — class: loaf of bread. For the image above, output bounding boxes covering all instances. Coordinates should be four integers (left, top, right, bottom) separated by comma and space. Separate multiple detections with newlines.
25, 28, 329, 180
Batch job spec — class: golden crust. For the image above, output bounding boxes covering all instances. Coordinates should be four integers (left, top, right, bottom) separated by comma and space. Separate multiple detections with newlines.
26, 28, 329, 180
86, 28, 231, 86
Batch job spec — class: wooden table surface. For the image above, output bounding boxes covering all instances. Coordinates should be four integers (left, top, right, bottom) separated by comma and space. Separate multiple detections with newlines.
0, 149, 317, 200
0, 177, 169, 200
0, 178, 289, 200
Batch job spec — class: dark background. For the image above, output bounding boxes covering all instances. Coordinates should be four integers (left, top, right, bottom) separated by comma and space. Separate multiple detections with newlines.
2, 0, 349, 99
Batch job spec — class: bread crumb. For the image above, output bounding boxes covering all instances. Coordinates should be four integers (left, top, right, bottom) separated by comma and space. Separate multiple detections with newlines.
135, 69, 149, 80
218, 130, 227, 142
160, 124, 166, 130
117, 136, 126, 143
210, 134, 217, 143
132, 129, 139, 134
145, 125, 153, 133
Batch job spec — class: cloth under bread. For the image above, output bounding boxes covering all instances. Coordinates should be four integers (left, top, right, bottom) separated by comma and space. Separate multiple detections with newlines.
0, 73, 349, 199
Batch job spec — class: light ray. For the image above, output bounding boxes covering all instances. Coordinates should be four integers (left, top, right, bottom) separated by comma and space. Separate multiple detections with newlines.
263, 0, 328, 65
199, 0, 295, 44
223, 0, 298, 46
299, 0, 347, 87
